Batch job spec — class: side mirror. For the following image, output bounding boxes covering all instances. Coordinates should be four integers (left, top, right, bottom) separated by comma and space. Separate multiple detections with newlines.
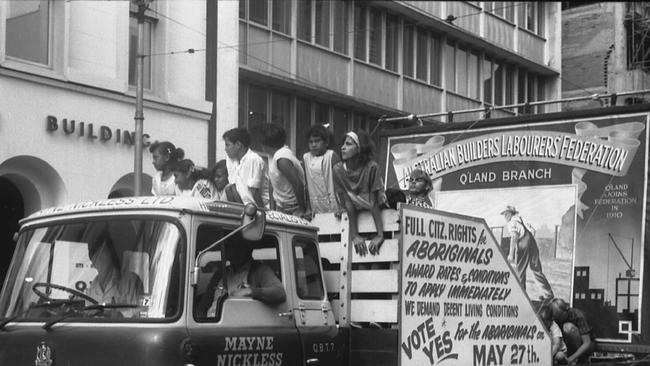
12, 232, 19, 243
241, 203, 265, 242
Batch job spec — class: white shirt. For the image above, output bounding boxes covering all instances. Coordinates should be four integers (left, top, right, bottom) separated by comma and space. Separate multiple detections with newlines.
178, 179, 215, 199
231, 149, 269, 208
151, 171, 176, 196
270, 146, 305, 213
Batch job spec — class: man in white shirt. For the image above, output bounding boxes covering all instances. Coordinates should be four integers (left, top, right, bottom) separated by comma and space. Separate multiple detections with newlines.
223, 128, 269, 208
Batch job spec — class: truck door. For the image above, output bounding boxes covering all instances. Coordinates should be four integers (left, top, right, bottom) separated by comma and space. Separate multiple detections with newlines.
188, 222, 301, 366
290, 236, 342, 366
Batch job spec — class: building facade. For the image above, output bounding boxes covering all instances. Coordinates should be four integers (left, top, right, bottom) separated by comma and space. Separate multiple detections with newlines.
0, 1, 213, 279
562, 2, 650, 109
214, 1, 562, 158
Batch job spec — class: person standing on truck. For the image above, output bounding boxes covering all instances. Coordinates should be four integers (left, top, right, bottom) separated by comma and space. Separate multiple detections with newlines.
209, 160, 242, 203
223, 128, 270, 208
198, 237, 286, 318
171, 159, 215, 198
302, 125, 341, 216
150, 141, 185, 196
406, 169, 433, 208
259, 123, 309, 219
87, 239, 144, 308
549, 297, 594, 364
333, 130, 386, 256
501, 205, 554, 301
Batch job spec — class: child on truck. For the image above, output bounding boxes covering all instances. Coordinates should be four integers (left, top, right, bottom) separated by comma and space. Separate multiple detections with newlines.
333, 130, 386, 256
259, 123, 308, 218
302, 125, 340, 216
210, 160, 242, 203
171, 159, 215, 199
150, 141, 185, 196
406, 169, 433, 208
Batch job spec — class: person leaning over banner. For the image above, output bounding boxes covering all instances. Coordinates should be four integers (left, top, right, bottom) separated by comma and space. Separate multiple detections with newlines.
549, 297, 594, 364
501, 205, 554, 301
332, 130, 386, 256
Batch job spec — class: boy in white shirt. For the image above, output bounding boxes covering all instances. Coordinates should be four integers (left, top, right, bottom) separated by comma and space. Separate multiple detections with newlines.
223, 128, 269, 208
259, 123, 308, 218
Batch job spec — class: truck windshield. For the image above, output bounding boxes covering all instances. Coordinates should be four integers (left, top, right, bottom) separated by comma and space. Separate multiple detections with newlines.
0, 218, 183, 322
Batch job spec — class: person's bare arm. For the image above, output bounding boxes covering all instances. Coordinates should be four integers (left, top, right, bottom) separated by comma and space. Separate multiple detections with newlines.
368, 191, 385, 255
277, 158, 307, 217
566, 334, 592, 364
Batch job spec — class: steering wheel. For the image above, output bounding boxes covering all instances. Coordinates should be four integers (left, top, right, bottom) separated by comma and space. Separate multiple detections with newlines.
32, 282, 98, 305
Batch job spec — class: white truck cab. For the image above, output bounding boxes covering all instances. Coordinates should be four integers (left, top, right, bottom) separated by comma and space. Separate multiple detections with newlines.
0, 196, 342, 366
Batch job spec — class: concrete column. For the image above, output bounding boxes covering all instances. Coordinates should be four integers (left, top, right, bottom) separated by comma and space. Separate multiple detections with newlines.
216, 0, 240, 161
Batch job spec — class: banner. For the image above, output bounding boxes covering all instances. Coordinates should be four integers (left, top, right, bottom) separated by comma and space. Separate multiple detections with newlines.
387, 113, 649, 342
399, 205, 551, 366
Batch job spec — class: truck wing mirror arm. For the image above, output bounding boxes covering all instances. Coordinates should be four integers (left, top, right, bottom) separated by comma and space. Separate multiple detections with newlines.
192, 203, 263, 287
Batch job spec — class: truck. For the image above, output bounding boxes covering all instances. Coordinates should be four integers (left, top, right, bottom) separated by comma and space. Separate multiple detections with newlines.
1, 104, 648, 366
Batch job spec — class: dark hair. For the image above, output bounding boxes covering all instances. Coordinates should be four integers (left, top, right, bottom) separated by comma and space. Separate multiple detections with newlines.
306, 125, 331, 145
149, 141, 185, 161
223, 128, 250, 149
171, 159, 209, 180
260, 123, 286, 149
549, 297, 570, 312
385, 188, 406, 209
349, 130, 375, 165
209, 159, 229, 181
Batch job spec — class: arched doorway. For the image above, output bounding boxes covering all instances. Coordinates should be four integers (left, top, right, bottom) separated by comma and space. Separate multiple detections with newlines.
0, 156, 67, 285
108, 173, 153, 198
0, 177, 23, 283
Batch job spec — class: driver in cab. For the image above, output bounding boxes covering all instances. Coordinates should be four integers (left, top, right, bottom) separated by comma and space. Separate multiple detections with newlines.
87, 240, 144, 306
198, 237, 286, 318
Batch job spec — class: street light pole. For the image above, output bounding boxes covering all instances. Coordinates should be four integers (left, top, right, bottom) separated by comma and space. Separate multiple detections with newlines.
133, 0, 148, 196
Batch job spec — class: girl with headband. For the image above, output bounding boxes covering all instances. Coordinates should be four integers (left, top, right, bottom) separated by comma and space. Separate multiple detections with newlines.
332, 130, 386, 256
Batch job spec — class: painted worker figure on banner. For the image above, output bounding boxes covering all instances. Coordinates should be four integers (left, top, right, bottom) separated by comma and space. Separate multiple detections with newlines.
502, 205, 554, 301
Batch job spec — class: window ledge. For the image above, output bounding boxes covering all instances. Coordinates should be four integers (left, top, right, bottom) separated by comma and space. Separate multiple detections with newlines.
517, 26, 546, 42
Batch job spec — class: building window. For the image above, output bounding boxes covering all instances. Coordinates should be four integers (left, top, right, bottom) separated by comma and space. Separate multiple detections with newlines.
416, 28, 428, 82
296, 98, 312, 158
403, 24, 415, 77
505, 65, 515, 106
298, 0, 347, 54
315, 0, 330, 47
430, 34, 441, 86
482, 57, 493, 104
332, 107, 349, 148
385, 14, 399, 72
455, 46, 468, 95
128, 3, 156, 89
444, 41, 455, 91
368, 8, 383, 66
468, 50, 479, 99
494, 62, 504, 106
248, 85, 268, 126
297, 0, 312, 41
486, 2, 515, 23
332, 1, 348, 54
271, 91, 291, 136
354, 4, 367, 61
272, 0, 291, 34
249, 0, 268, 26
5, 0, 50, 65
